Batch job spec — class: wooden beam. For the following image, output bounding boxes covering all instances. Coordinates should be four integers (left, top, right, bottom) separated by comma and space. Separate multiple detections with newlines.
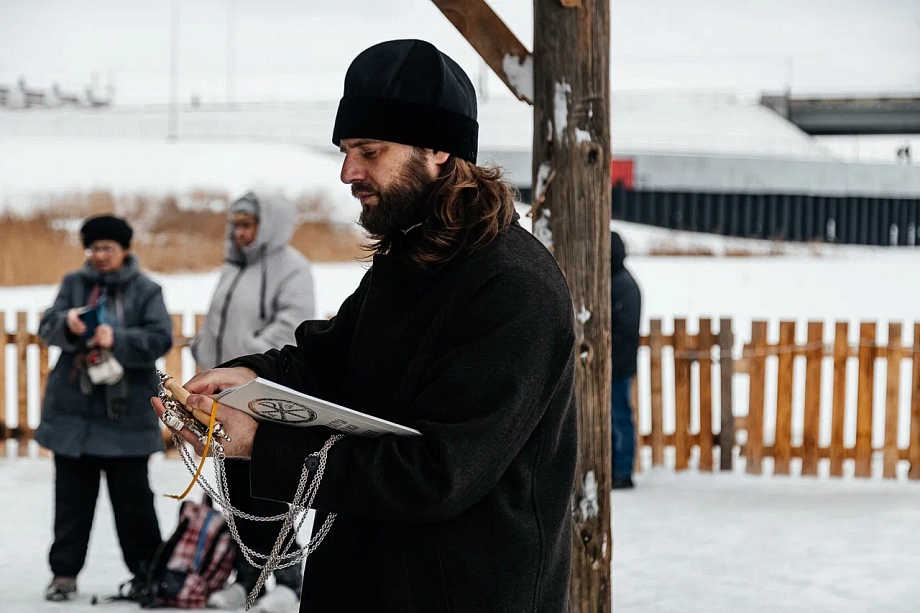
431, 0, 533, 103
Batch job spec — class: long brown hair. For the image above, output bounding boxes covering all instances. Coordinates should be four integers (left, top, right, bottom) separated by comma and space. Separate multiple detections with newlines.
368, 154, 518, 270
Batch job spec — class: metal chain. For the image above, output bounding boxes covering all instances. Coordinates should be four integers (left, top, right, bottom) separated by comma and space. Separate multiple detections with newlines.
218, 446, 332, 566
168, 432, 344, 610
241, 434, 344, 609
171, 437, 284, 519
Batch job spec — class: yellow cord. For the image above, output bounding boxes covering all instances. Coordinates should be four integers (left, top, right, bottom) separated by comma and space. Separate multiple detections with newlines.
166, 399, 218, 501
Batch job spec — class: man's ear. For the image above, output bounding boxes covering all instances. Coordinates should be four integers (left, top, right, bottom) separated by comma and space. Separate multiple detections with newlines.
431, 150, 451, 166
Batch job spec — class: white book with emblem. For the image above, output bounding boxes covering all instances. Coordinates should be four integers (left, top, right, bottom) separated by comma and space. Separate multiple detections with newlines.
213, 377, 421, 438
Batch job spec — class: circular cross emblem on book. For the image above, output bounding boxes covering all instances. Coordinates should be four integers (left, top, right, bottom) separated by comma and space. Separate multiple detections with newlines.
247, 398, 318, 424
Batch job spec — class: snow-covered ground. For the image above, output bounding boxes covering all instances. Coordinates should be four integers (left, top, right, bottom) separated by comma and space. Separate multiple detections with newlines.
1, 457, 918, 613
610, 469, 920, 613
0, 456, 316, 613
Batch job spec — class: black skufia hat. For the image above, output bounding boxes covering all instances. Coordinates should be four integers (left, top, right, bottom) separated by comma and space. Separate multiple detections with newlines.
332, 39, 479, 163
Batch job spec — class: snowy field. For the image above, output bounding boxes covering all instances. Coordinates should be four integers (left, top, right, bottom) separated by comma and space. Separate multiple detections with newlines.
0, 136, 360, 223
1, 458, 918, 613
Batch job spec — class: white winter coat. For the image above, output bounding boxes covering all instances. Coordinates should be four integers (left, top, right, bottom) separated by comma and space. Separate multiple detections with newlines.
192, 191, 315, 369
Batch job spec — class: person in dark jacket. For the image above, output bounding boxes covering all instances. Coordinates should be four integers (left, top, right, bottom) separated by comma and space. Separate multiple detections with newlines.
610, 231, 642, 489
192, 191, 315, 612
35, 214, 172, 601
154, 39, 578, 613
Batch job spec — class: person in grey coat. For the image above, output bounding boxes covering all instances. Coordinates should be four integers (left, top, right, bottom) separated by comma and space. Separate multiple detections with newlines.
191, 191, 315, 370
191, 191, 315, 612
34, 215, 172, 602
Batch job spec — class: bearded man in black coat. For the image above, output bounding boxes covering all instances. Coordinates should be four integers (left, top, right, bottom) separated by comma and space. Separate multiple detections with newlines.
154, 39, 578, 613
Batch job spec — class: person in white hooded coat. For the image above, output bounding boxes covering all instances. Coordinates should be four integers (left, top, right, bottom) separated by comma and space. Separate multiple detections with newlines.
191, 191, 314, 612
192, 191, 315, 370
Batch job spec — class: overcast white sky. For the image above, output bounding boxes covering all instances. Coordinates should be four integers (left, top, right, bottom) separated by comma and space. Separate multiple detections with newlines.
1, 0, 918, 104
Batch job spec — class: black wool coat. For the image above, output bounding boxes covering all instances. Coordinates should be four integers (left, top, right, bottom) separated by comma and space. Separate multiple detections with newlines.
230, 222, 578, 613
610, 232, 641, 381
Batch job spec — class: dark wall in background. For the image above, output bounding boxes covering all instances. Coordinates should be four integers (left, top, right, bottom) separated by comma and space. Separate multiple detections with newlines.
518, 185, 920, 246
609, 186, 920, 246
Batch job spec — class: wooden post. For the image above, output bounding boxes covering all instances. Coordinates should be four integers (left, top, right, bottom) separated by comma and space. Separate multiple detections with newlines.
16, 312, 29, 456
883, 323, 902, 479
533, 0, 612, 608
39, 342, 50, 401
829, 322, 849, 477
854, 322, 876, 478
38, 311, 50, 401
165, 314, 184, 378
801, 321, 824, 476
746, 321, 767, 474
698, 318, 714, 472
773, 321, 796, 476
631, 374, 640, 474
673, 319, 691, 470
426, 1, 613, 601
718, 318, 735, 471
37, 330, 51, 459
0, 311, 6, 454
163, 313, 184, 451
195, 313, 206, 373
909, 324, 920, 480
649, 319, 664, 466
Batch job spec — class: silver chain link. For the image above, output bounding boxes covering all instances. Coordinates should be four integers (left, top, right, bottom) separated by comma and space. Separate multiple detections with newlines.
169, 431, 344, 610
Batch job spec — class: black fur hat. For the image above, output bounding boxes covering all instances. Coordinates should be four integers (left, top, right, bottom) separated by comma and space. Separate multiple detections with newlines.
80, 215, 133, 249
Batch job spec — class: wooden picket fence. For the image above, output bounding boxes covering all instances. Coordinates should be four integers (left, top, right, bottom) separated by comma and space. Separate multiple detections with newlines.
636, 318, 920, 479
0, 313, 200, 456
3, 311, 920, 479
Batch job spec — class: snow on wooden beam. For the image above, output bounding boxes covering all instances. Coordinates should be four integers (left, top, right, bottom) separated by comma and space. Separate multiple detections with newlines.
430, 0, 533, 104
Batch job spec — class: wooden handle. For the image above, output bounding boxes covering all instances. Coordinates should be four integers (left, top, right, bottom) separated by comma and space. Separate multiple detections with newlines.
163, 376, 191, 407
164, 375, 214, 424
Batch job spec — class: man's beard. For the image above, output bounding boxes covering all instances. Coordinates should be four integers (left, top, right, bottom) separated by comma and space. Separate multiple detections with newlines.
354, 151, 436, 236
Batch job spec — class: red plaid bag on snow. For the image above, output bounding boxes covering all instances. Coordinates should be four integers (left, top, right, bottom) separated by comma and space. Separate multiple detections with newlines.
142, 495, 237, 608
